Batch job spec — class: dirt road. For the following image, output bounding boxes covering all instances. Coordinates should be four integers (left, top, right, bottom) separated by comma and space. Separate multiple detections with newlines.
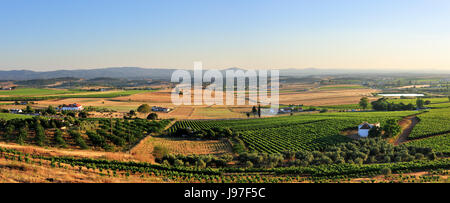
394, 116, 420, 145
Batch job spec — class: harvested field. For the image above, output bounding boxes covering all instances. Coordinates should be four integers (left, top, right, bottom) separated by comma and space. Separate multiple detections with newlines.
278, 88, 379, 106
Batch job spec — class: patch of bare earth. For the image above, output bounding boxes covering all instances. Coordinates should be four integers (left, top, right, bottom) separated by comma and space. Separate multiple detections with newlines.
130, 136, 232, 163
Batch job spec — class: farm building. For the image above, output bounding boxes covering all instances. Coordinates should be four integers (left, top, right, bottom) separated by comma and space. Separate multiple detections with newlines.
9, 109, 23, 114
152, 106, 171, 112
358, 122, 380, 137
58, 103, 83, 111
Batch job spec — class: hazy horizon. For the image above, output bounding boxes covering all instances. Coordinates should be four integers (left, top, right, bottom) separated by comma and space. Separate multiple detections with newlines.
1, 0, 450, 72
1, 66, 449, 75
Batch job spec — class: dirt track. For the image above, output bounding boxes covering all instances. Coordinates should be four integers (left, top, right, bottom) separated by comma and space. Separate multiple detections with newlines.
395, 116, 420, 145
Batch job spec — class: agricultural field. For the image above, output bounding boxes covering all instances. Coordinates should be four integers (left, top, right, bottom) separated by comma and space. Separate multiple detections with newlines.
0, 88, 85, 96
1, 146, 448, 183
405, 134, 450, 155
0, 113, 33, 120
129, 136, 232, 163
0, 82, 448, 184
0, 89, 153, 101
409, 108, 450, 139
318, 85, 366, 90
0, 117, 171, 151
168, 110, 417, 153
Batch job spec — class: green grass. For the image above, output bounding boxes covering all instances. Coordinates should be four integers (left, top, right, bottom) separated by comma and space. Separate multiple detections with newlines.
0, 113, 33, 120
300, 97, 449, 110
388, 97, 449, 105
0, 90, 153, 101
0, 88, 84, 96
318, 85, 366, 90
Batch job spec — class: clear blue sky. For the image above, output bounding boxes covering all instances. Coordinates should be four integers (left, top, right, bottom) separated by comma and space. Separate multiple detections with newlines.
1, 0, 450, 71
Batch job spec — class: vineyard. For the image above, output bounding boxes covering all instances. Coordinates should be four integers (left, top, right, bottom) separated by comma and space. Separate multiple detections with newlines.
406, 133, 450, 155
167, 111, 417, 153
408, 108, 450, 139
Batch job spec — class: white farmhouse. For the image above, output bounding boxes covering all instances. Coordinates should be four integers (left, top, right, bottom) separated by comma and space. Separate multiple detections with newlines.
358, 122, 380, 137
58, 103, 83, 111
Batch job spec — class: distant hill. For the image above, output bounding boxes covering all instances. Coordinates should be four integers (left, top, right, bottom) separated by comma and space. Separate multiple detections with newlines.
0, 67, 177, 80
0, 67, 448, 81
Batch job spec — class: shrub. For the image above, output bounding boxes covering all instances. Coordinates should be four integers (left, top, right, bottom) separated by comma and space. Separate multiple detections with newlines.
153, 144, 169, 160
383, 119, 401, 138
381, 167, 392, 176
147, 113, 158, 120
137, 104, 151, 113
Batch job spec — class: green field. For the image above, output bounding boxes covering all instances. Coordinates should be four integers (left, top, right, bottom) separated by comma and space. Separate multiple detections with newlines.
0, 113, 33, 120
302, 97, 450, 110
406, 133, 450, 155
388, 97, 449, 105
318, 85, 366, 90
409, 108, 450, 139
0, 88, 85, 96
0, 89, 153, 101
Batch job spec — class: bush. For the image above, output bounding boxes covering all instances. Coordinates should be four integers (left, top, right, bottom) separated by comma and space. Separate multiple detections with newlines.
245, 161, 254, 168
368, 126, 382, 138
381, 167, 392, 176
383, 119, 401, 138
147, 113, 158, 120
137, 104, 151, 113
153, 144, 169, 160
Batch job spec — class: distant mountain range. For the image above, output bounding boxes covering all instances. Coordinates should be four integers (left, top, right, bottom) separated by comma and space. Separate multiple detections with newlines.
0, 67, 448, 80
0, 67, 176, 80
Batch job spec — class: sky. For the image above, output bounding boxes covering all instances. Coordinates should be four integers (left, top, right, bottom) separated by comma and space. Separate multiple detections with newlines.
1, 0, 450, 71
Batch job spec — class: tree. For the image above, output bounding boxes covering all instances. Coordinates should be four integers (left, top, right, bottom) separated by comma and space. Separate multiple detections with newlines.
359, 97, 369, 110
17, 126, 28, 145
78, 111, 88, 118
383, 119, 401, 138
34, 122, 46, 146
5, 124, 15, 141
257, 105, 261, 118
46, 105, 57, 115
319, 108, 328, 113
129, 110, 137, 117
24, 105, 34, 114
368, 126, 382, 138
54, 129, 67, 148
251, 106, 257, 117
137, 104, 151, 113
147, 113, 158, 120
416, 98, 425, 109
